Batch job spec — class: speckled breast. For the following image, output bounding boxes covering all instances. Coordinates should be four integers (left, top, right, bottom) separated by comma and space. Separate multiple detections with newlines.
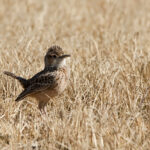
54, 67, 70, 94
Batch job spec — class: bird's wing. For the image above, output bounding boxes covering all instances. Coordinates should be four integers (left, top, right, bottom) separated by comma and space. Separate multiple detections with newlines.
28, 67, 57, 82
15, 72, 58, 101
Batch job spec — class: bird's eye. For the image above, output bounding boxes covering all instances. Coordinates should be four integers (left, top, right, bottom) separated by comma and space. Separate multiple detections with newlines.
53, 55, 57, 58
48, 55, 52, 58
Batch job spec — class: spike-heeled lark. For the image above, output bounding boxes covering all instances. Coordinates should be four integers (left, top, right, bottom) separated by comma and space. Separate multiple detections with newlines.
4, 45, 70, 110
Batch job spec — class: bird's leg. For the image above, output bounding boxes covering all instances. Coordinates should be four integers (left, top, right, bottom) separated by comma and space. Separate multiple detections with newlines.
38, 101, 48, 112
37, 94, 50, 114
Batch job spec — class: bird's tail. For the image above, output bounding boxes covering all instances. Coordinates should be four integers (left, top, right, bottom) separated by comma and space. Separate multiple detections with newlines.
4, 71, 28, 89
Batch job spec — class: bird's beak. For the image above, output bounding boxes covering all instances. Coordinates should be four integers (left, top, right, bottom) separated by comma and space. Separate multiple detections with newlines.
59, 54, 71, 59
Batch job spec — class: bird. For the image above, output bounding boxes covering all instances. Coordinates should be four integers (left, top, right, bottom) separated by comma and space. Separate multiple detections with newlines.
4, 45, 70, 110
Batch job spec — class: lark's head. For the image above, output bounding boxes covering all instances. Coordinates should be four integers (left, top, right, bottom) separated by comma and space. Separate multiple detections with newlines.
44, 45, 70, 68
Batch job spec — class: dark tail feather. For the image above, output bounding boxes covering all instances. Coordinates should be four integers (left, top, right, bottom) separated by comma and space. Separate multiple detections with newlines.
15, 90, 28, 102
4, 71, 28, 88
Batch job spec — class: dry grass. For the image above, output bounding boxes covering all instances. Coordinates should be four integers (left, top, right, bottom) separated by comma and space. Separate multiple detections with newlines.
0, 0, 150, 149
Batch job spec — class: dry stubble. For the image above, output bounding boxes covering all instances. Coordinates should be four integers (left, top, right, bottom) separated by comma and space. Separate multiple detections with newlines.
0, 0, 150, 149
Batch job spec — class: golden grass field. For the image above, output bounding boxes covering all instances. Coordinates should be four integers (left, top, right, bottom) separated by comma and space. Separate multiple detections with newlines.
0, 0, 150, 149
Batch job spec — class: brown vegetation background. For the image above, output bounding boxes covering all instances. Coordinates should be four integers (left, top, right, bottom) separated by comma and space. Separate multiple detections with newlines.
0, 0, 150, 149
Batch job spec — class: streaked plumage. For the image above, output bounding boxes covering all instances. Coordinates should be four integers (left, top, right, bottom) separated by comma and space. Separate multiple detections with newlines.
4, 45, 70, 110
